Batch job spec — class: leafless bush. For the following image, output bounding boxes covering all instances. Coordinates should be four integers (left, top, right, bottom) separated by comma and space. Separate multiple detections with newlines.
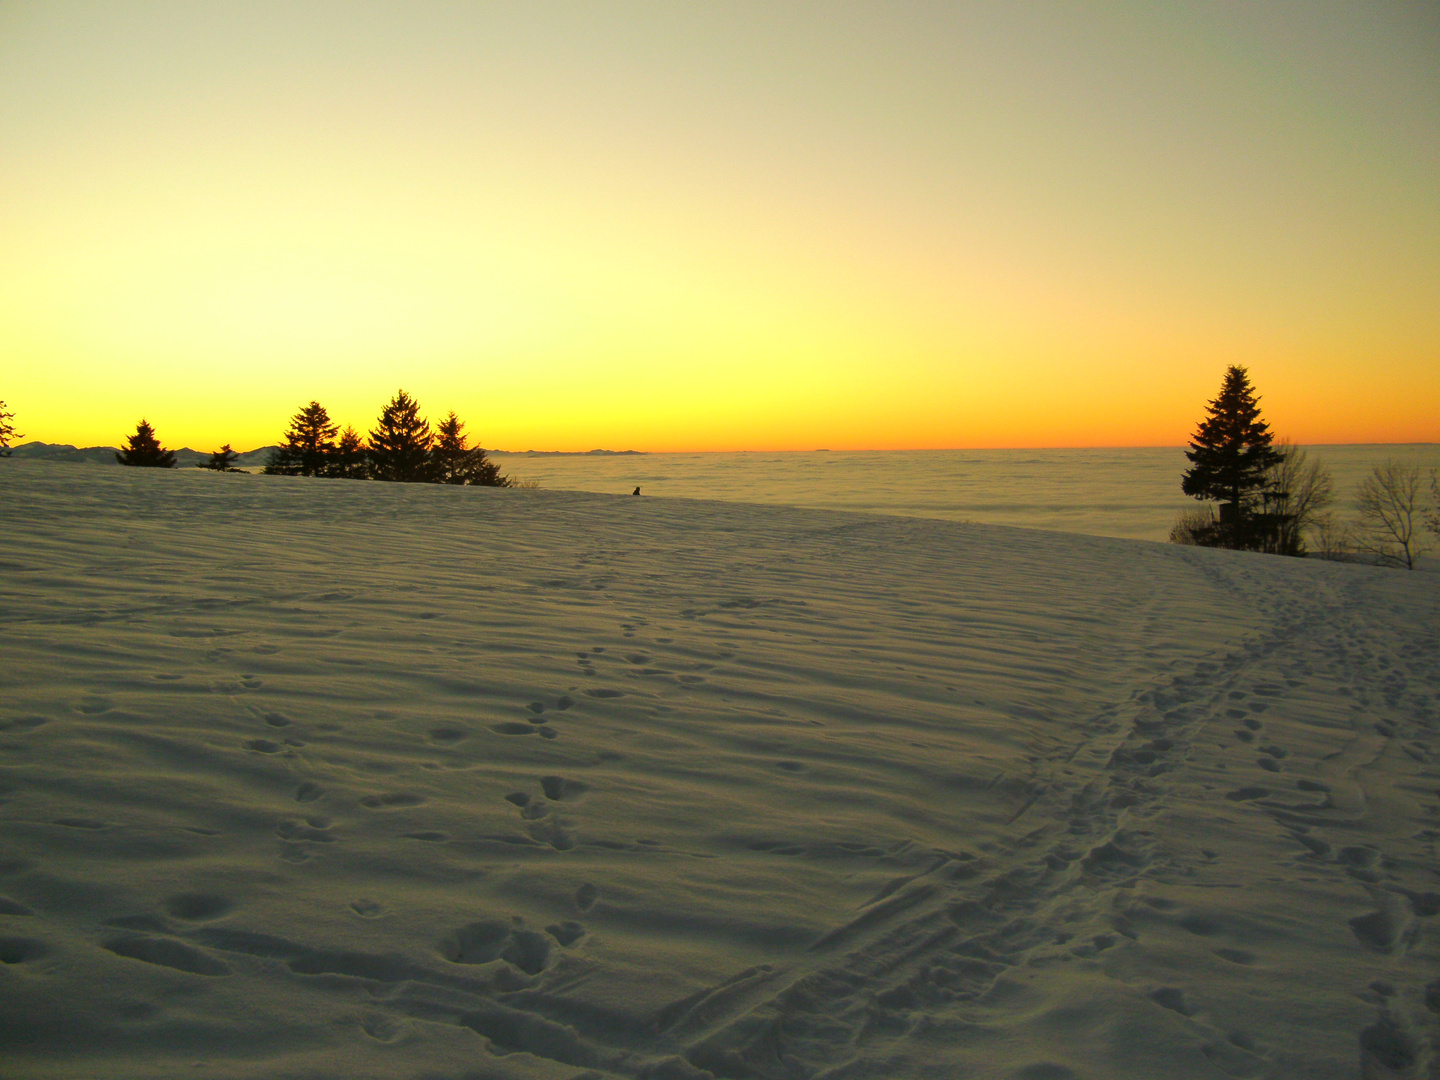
1169, 506, 1217, 546
1263, 440, 1333, 556
1310, 513, 1353, 561
1354, 461, 1428, 570
1426, 469, 1440, 541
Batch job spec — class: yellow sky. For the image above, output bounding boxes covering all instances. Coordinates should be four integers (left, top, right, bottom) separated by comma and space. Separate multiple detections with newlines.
2, 3, 1437, 451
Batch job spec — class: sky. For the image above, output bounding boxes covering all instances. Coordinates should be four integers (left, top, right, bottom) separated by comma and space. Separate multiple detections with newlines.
2, 2, 1437, 452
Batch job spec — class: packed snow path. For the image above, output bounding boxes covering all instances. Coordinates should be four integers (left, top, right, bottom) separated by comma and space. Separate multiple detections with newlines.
1, 462, 1436, 1079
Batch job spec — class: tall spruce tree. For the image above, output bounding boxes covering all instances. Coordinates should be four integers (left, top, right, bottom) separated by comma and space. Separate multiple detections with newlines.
1181, 366, 1283, 548
264, 401, 338, 476
326, 426, 369, 479
0, 399, 18, 457
115, 420, 177, 468
367, 390, 434, 482
431, 411, 509, 486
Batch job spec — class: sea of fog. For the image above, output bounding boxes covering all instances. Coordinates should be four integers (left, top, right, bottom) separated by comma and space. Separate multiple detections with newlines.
491, 444, 1440, 543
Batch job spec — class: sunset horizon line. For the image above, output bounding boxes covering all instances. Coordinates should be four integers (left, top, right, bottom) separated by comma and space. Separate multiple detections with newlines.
11, 434, 1438, 458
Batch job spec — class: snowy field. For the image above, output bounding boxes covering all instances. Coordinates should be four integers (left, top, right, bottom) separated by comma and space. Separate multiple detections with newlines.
1, 460, 1437, 1079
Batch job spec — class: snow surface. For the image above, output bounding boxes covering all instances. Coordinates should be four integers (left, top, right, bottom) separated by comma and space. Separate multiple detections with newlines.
1, 460, 1437, 1079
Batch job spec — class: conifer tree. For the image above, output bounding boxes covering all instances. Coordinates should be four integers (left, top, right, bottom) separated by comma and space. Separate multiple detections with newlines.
326, 426, 369, 479
115, 420, 177, 468
367, 390, 434, 482
264, 401, 338, 476
199, 444, 241, 472
1181, 366, 1282, 548
0, 399, 18, 457
431, 411, 509, 487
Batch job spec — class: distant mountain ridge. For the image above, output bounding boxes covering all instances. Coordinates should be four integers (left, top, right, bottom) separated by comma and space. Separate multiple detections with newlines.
9, 442, 280, 468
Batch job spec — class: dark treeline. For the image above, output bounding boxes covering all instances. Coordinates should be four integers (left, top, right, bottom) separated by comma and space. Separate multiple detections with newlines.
262, 390, 510, 487
15, 379, 1431, 563
99, 390, 510, 487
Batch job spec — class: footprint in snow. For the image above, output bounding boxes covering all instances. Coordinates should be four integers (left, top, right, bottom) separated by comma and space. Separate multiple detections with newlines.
541, 775, 589, 801
438, 918, 559, 974
493, 721, 557, 738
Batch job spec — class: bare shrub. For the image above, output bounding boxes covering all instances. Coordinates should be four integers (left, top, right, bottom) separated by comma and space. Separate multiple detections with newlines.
1169, 506, 1217, 546
1311, 513, 1353, 561
1354, 461, 1428, 570
1426, 469, 1440, 541
1262, 440, 1333, 556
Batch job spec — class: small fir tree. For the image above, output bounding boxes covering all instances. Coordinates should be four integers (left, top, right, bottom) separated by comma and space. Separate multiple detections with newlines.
263, 401, 338, 476
1180, 366, 1283, 549
367, 390, 434, 482
0, 399, 19, 457
199, 444, 241, 472
431, 411, 509, 486
116, 420, 177, 468
326, 425, 369, 479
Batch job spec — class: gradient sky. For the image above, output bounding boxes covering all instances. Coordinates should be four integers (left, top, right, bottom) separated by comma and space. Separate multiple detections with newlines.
2, 2, 1437, 451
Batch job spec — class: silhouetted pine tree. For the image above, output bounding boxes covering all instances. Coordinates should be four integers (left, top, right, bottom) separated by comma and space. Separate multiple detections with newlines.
431, 411, 509, 487
326, 426, 369, 479
199, 444, 241, 472
367, 390, 434, 482
264, 401, 338, 476
1181, 366, 1283, 548
0, 400, 18, 457
116, 420, 177, 468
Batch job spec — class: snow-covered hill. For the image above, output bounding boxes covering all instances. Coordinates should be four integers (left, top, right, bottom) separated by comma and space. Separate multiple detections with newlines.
1, 460, 1435, 1079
